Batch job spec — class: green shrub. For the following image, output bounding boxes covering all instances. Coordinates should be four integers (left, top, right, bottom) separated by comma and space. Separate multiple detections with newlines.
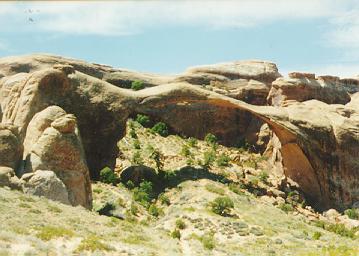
129, 127, 137, 138
151, 122, 169, 137
75, 235, 113, 252
344, 208, 359, 220
326, 223, 357, 238
216, 153, 230, 167
148, 204, 162, 217
210, 196, 234, 216
200, 232, 215, 250
150, 149, 164, 172
187, 137, 198, 147
99, 167, 118, 185
131, 151, 143, 165
203, 150, 216, 168
205, 133, 217, 145
130, 203, 139, 215
133, 181, 154, 207
175, 219, 186, 230
131, 80, 145, 91
258, 171, 269, 183
133, 139, 141, 149
159, 193, 170, 205
181, 144, 191, 157
126, 180, 135, 189
36, 226, 74, 241
313, 231, 322, 240
228, 183, 244, 195
135, 114, 151, 127
279, 203, 294, 213
205, 184, 225, 195
171, 229, 181, 239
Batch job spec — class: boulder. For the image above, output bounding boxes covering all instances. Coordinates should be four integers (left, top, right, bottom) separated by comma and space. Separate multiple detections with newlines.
24, 106, 92, 209
120, 165, 158, 186
22, 170, 70, 205
0, 123, 22, 169
0, 166, 21, 189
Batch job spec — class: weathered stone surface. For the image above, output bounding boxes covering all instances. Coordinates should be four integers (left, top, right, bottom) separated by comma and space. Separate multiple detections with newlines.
268, 73, 351, 106
22, 170, 70, 205
1, 54, 358, 211
24, 106, 92, 209
0, 123, 22, 169
0, 166, 21, 189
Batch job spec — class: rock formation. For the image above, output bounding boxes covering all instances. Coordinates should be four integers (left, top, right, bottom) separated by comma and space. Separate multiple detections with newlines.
0, 53, 359, 211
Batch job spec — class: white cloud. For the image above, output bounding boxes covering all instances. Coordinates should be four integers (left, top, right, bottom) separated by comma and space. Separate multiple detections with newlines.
0, 0, 350, 36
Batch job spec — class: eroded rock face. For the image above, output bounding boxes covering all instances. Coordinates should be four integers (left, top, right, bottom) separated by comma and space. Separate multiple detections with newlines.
0, 54, 358, 211
24, 106, 92, 209
268, 73, 352, 106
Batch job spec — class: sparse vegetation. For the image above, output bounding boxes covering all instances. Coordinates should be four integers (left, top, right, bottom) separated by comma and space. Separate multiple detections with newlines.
210, 196, 234, 216
279, 203, 294, 213
131, 150, 144, 165
187, 137, 198, 147
99, 167, 119, 185
75, 235, 113, 252
131, 80, 145, 91
258, 170, 269, 183
313, 231, 322, 240
36, 226, 74, 241
148, 204, 162, 217
158, 193, 170, 205
199, 232, 216, 250
205, 183, 225, 195
133, 138, 141, 149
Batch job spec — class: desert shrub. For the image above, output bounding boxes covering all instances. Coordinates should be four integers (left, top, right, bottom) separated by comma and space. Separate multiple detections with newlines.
148, 204, 162, 217
203, 150, 216, 169
326, 223, 357, 238
36, 226, 74, 241
181, 144, 191, 157
131, 80, 145, 91
200, 232, 215, 250
158, 193, 170, 205
344, 208, 359, 220
279, 203, 294, 213
205, 133, 217, 145
216, 153, 230, 167
151, 122, 169, 137
228, 183, 244, 195
187, 137, 198, 147
133, 139, 141, 149
129, 127, 137, 138
131, 151, 143, 165
171, 229, 181, 239
205, 184, 225, 195
126, 180, 135, 189
312, 231, 322, 240
75, 235, 113, 252
258, 171, 269, 183
135, 114, 151, 127
175, 218, 186, 229
210, 196, 234, 216
150, 149, 164, 172
99, 167, 118, 185
130, 203, 139, 215
133, 181, 154, 207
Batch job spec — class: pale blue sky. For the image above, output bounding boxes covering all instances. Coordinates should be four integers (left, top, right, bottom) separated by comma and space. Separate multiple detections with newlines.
1, 1, 359, 77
